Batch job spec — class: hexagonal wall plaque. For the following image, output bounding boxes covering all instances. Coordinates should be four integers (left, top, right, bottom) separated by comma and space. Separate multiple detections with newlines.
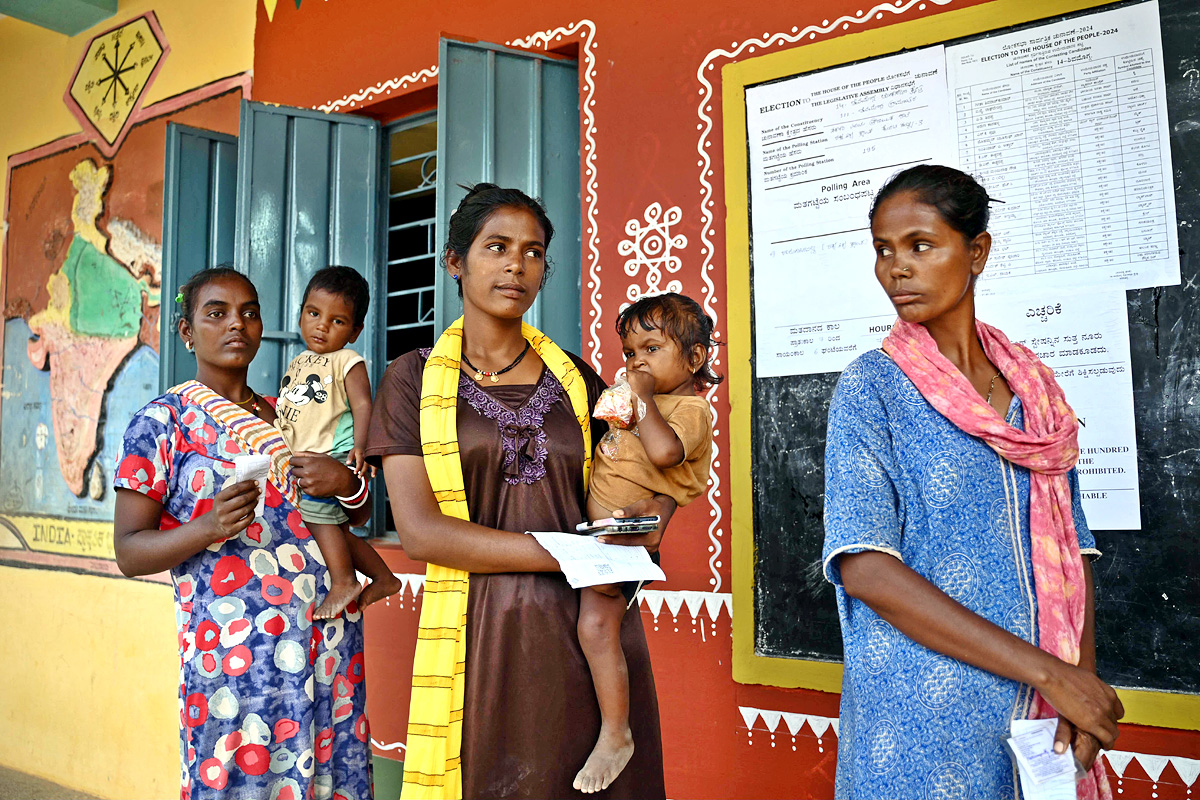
63, 12, 170, 157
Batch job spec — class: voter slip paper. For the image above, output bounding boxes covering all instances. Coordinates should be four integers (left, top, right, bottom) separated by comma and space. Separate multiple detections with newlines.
528, 530, 667, 589
233, 454, 271, 519
1007, 718, 1083, 800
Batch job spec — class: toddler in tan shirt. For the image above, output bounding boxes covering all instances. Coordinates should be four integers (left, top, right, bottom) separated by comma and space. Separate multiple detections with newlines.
573, 292, 720, 794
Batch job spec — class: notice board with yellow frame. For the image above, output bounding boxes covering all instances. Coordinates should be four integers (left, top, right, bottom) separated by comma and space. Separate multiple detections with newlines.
723, 0, 1200, 731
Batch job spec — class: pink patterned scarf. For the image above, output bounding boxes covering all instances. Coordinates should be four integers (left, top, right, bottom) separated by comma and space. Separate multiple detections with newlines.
882, 319, 1110, 800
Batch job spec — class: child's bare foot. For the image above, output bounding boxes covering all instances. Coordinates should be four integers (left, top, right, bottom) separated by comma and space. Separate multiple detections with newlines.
314, 578, 362, 619
359, 572, 402, 609
572, 726, 634, 794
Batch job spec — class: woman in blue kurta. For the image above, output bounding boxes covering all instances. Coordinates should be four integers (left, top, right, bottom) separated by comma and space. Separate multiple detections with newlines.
114, 268, 374, 800
823, 166, 1123, 799
825, 350, 1098, 797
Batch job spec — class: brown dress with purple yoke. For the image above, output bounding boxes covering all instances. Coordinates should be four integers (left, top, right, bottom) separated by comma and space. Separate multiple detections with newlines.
366, 348, 666, 800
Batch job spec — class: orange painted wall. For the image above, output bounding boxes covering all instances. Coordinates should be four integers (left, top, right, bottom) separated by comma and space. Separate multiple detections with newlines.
253, 1, 1200, 798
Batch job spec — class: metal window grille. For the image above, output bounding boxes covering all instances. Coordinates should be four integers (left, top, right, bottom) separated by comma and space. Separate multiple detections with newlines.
384, 114, 438, 361
379, 113, 438, 538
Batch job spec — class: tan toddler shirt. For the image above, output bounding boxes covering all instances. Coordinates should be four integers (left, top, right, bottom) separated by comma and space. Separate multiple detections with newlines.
589, 394, 713, 513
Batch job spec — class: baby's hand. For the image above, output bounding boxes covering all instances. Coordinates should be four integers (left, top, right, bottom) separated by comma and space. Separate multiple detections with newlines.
625, 368, 656, 403
346, 448, 375, 479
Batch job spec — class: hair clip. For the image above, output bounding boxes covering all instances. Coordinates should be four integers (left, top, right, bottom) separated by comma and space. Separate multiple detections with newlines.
175, 291, 184, 304
986, 196, 1007, 204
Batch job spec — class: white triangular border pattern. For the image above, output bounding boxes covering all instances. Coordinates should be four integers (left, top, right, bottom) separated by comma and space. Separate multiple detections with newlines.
382, 578, 738, 625
638, 590, 732, 621
736, 705, 1200, 787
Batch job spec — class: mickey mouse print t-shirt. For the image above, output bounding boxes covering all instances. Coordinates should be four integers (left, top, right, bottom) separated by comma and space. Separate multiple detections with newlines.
276, 348, 364, 456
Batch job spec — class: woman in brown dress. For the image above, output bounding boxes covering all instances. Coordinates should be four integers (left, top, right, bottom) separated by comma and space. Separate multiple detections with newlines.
366, 184, 669, 799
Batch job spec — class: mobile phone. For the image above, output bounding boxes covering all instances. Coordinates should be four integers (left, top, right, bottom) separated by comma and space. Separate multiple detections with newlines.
575, 515, 661, 536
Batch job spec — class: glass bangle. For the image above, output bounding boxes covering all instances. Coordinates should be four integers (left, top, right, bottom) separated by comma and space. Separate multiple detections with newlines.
336, 477, 370, 508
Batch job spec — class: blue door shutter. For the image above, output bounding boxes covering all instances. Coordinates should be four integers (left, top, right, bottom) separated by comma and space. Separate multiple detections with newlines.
435, 39, 582, 355
234, 100, 383, 398
160, 123, 238, 391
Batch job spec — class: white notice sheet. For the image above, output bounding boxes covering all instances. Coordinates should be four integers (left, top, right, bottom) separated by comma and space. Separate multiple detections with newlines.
948, 1, 1179, 296
977, 290, 1140, 529
746, 46, 953, 377
746, 2, 1176, 379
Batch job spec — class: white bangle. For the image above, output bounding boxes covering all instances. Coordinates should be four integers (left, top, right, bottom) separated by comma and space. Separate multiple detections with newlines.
335, 477, 370, 509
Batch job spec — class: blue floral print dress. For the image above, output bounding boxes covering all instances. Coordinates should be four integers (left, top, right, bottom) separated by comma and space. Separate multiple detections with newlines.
114, 382, 373, 800
822, 351, 1097, 800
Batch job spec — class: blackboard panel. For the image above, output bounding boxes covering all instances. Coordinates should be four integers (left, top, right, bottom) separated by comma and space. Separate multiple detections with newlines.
750, 0, 1200, 693
752, 372, 840, 660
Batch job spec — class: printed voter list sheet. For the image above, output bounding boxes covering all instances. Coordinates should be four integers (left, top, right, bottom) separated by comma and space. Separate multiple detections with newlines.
977, 289, 1140, 529
947, 1, 1179, 296
746, 46, 953, 377
528, 531, 667, 589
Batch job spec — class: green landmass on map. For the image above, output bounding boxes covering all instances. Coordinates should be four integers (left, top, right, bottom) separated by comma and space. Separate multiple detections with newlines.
60, 236, 143, 339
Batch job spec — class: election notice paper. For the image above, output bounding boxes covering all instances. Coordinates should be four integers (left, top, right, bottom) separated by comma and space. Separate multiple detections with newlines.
977, 290, 1140, 529
949, 1, 1179, 297
739, 3, 1170, 530
745, 2, 1176, 378
746, 46, 953, 378
528, 531, 666, 589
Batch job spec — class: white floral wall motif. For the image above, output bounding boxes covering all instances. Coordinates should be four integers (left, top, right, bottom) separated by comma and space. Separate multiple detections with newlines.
618, 202, 688, 304
314, 66, 439, 113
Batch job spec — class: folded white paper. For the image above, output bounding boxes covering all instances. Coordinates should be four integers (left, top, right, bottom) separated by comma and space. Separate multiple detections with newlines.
1009, 718, 1078, 800
528, 530, 666, 589
233, 454, 270, 519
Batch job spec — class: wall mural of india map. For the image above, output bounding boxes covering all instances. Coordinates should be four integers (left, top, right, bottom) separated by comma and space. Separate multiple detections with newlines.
0, 77, 245, 575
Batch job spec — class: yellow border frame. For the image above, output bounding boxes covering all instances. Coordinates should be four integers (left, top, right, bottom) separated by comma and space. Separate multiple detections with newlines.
724, 0, 1200, 731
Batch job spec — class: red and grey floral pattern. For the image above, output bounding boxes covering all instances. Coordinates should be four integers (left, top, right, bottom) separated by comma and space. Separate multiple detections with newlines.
115, 394, 373, 800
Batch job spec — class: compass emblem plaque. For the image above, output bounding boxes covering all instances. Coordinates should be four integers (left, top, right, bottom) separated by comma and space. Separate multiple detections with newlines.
64, 12, 170, 157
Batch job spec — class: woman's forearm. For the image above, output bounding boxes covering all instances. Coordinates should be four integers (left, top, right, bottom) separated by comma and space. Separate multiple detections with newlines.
114, 501, 220, 577
116, 522, 216, 576
114, 483, 258, 577
841, 550, 1058, 686
400, 515, 561, 573
382, 455, 559, 573
841, 550, 1123, 745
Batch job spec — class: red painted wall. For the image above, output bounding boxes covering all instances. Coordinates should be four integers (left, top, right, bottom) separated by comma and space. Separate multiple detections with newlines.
253, 1, 1200, 797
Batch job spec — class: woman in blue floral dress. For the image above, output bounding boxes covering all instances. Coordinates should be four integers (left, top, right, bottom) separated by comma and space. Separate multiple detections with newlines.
822, 167, 1123, 799
114, 268, 374, 800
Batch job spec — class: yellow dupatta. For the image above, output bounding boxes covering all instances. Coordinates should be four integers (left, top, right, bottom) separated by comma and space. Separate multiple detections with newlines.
401, 317, 592, 799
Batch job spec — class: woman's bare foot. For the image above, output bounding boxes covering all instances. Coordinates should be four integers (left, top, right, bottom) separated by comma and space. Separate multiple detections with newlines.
572, 726, 634, 794
314, 577, 362, 619
359, 572, 402, 609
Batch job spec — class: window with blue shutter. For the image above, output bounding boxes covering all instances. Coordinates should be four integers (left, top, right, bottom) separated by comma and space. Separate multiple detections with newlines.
435, 38, 583, 354
160, 124, 238, 390
233, 100, 383, 398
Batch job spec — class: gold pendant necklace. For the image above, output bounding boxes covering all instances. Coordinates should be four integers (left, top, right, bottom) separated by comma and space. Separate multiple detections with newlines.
462, 341, 530, 384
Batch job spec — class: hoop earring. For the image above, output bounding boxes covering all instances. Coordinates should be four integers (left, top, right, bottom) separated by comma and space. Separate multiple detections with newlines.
185, 341, 194, 352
